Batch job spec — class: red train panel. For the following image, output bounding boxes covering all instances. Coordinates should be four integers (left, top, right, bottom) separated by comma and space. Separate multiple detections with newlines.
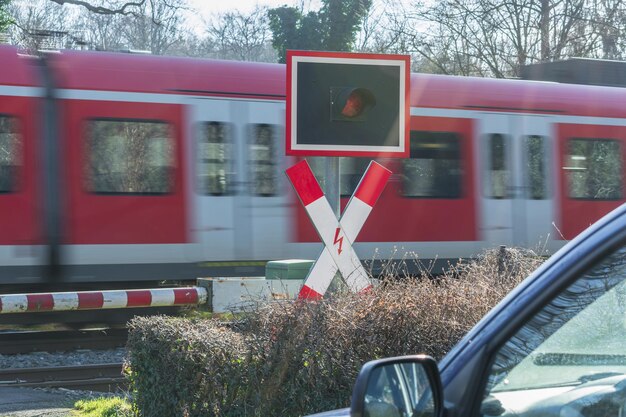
0, 47, 41, 246
0, 96, 41, 245
49, 50, 285, 100
557, 123, 626, 240
410, 74, 625, 118
0, 46, 38, 87
295, 116, 477, 242
62, 100, 187, 244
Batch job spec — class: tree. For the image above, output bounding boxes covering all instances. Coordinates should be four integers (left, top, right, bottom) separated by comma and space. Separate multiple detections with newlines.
8, 0, 189, 54
116, 0, 187, 55
7, 0, 81, 50
46, 0, 147, 16
203, 6, 277, 62
76, 9, 127, 51
355, 1, 415, 55
0, 0, 13, 34
584, 0, 626, 60
356, 0, 626, 78
268, 0, 372, 63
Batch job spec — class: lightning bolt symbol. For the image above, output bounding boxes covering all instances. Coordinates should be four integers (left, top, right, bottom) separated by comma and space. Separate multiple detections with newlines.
333, 227, 344, 255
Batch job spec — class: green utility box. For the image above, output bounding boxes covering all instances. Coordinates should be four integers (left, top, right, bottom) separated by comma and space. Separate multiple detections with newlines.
265, 259, 314, 280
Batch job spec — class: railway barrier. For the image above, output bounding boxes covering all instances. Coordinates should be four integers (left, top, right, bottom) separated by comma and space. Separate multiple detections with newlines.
0, 287, 208, 314
0, 260, 313, 314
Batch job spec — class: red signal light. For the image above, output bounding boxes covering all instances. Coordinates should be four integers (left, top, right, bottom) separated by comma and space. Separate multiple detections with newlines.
331, 87, 376, 121
342, 91, 365, 117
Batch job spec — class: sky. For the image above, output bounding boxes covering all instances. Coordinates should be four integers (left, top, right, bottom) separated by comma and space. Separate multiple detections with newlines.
188, 0, 312, 14
185, 0, 322, 34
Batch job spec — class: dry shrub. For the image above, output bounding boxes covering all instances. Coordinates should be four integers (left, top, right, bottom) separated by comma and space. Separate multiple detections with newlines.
126, 247, 543, 417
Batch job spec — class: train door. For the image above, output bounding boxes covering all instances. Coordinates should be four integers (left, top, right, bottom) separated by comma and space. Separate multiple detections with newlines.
240, 100, 288, 260
479, 114, 514, 247
190, 98, 237, 261
479, 114, 554, 250
514, 115, 554, 249
190, 98, 288, 263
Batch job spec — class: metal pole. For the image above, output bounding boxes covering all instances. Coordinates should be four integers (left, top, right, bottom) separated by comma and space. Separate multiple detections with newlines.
324, 157, 343, 292
325, 157, 340, 218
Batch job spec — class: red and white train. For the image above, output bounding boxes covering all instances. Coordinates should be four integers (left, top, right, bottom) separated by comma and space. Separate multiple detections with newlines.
2, 45, 625, 288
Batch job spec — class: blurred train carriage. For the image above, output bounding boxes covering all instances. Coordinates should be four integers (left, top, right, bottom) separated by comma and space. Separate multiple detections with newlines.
1, 44, 625, 289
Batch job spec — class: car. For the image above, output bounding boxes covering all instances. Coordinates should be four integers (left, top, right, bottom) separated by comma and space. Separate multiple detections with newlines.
308, 202, 626, 417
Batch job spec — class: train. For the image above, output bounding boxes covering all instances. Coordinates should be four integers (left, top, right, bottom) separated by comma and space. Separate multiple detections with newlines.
1, 44, 625, 289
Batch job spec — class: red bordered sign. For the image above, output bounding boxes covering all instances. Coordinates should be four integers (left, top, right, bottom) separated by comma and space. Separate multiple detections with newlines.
286, 50, 410, 158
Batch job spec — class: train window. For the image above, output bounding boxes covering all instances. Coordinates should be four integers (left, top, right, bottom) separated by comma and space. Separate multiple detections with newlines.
488, 133, 510, 199
565, 138, 622, 200
402, 131, 462, 198
86, 119, 174, 194
198, 122, 233, 196
0, 115, 21, 193
525, 135, 547, 200
249, 124, 276, 196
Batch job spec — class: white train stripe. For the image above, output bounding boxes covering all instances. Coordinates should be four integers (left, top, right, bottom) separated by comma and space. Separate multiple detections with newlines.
0, 86, 45, 97
56, 89, 284, 105
412, 106, 626, 127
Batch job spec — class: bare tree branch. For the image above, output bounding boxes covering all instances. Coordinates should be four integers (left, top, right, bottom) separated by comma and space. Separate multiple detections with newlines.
47, 0, 146, 15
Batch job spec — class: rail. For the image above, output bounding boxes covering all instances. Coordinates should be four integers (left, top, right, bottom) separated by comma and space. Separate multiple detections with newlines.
0, 328, 128, 354
0, 363, 126, 391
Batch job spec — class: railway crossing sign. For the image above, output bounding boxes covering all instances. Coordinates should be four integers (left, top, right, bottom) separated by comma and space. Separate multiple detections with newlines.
286, 160, 391, 299
286, 50, 410, 158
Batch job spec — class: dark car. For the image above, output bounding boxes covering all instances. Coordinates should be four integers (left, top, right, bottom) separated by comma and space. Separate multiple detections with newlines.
309, 203, 626, 417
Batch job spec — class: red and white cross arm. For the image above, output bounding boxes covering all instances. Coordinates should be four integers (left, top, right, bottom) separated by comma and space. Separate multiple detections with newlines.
286, 160, 391, 299
306, 161, 391, 297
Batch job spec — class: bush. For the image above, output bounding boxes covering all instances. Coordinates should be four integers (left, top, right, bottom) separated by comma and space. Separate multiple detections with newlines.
126, 317, 250, 416
126, 248, 543, 417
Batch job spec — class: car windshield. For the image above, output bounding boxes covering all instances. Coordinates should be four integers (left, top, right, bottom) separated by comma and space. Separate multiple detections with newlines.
487, 245, 626, 394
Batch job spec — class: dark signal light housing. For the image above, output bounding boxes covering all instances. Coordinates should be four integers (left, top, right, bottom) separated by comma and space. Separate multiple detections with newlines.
286, 50, 410, 157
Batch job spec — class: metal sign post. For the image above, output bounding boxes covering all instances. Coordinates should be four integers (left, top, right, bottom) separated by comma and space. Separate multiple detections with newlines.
325, 158, 340, 218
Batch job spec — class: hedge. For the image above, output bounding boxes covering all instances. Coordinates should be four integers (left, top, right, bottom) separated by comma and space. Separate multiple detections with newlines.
126, 247, 543, 417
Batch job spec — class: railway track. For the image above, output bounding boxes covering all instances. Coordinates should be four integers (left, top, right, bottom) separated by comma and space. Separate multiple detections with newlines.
0, 327, 128, 355
0, 363, 126, 391
0, 328, 128, 391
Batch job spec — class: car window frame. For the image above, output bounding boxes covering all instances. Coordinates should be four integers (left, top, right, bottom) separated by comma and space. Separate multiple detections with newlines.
438, 205, 626, 417
484, 244, 626, 395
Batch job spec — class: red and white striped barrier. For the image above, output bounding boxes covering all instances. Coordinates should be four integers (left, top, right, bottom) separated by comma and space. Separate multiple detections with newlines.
286, 160, 391, 299
0, 287, 208, 314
